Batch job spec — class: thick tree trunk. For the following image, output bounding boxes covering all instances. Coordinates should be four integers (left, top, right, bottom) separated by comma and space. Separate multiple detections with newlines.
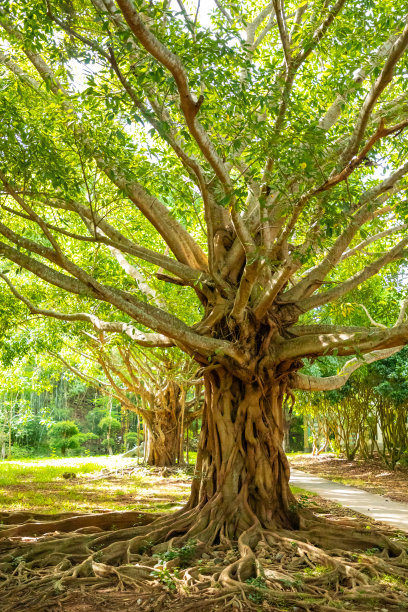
187, 368, 298, 539
145, 409, 180, 467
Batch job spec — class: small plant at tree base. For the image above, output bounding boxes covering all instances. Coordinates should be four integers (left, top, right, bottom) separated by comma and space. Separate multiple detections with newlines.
153, 539, 197, 568
365, 547, 381, 555
150, 567, 180, 591
245, 576, 267, 603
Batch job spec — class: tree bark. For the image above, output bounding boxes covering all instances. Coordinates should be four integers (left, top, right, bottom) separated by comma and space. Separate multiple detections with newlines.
187, 368, 298, 539
145, 408, 180, 467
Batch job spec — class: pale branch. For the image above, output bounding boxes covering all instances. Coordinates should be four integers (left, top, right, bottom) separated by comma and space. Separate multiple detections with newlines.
0, 50, 43, 92
116, 0, 232, 189
356, 304, 387, 329
253, 13, 277, 49
262, 7, 402, 250
42, 198, 211, 288
0, 16, 207, 271
0, 194, 162, 322
340, 223, 407, 262
1, 194, 210, 293
395, 297, 408, 327
93, 348, 151, 404
107, 247, 165, 308
318, 22, 406, 131
57, 15, 195, 164
289, 3, 308, 43
48, 7, 219, 238
291, 347, 403, 391
287, 324, 375, 336
273, 0, 291, 66
338, 21, 408, 168
253, 262, 298, 321
230, 260, 263, 323
175, 0, 195, 35
118, 347, 157, 391
283, 162, 408, 302
277, 323, 408, 362
0, 242, 94, 298
0, 170, 63, 254
214, 0, 233, 25
317, 119, 408, 193
53, 350, 152, 421
295, 0, 346, 65
0, 10, 67, 97
247, 3, 275, 50
229, 206, 257, 255
51, 351, 111, 391
0, 238, 239, 359
0, 273, 175, 348
271, 0, 346, 134
297, 235, 408, 312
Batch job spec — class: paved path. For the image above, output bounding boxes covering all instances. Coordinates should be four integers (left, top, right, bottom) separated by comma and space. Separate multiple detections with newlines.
290, 468, 408, 532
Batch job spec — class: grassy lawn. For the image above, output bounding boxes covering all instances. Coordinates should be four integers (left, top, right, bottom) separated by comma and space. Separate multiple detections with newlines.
0, 455, 317, 516
0, 456, 192, 514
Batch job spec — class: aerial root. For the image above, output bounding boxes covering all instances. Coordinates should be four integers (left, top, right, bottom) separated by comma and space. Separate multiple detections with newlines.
1, 507, 408, 611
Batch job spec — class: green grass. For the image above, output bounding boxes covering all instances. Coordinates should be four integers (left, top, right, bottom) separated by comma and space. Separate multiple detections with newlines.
0, 458, 107, 486
0, 456, 318, 515
0, 456, 191, 514
323, 475, 375, 489
290, 486, 317, 497
184, 450, 197, 465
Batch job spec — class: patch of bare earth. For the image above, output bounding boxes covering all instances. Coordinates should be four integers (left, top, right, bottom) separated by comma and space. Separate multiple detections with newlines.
289, 454, 408, 504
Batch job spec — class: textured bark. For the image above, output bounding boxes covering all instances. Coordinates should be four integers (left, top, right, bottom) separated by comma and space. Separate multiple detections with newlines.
145, 408, 180, 467
145, 381, 187, 467
187, 368, 297, 537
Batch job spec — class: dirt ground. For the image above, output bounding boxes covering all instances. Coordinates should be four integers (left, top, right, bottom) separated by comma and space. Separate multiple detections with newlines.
289, 453, 408, 504
28, 491, 406, 612
2, 457, 408, 611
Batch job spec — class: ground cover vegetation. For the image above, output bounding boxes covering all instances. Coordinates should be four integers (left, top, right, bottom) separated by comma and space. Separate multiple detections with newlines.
0, 456, 193, 514
2, 0, 408, 609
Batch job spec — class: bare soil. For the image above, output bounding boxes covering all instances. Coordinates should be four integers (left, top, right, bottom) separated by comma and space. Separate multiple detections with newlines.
289, 453, 408, 504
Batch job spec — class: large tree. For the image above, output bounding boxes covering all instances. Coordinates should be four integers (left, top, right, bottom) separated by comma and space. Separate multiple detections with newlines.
2, 0, 408, 608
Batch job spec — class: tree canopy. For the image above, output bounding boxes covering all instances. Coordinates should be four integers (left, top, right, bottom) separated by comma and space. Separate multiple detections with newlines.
2, 3, 408, 608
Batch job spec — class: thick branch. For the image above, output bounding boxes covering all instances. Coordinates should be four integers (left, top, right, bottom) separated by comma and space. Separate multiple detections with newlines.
115, 0, 231, 188
0, 273, 174, 348
291, 347, 403, 391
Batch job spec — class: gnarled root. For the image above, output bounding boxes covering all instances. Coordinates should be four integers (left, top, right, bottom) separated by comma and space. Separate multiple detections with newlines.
1, 505, 408, 611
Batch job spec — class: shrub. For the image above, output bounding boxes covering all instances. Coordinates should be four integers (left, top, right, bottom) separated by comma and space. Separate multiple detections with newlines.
49, 421, 80, 456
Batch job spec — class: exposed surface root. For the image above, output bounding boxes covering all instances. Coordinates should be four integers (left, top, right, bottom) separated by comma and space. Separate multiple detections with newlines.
0, 510, 158, 538
1, 503, 408, 611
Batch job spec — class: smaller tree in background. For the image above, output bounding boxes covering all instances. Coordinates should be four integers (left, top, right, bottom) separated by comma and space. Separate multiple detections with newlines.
55, 334, 203, 466
49, 421, 79, 456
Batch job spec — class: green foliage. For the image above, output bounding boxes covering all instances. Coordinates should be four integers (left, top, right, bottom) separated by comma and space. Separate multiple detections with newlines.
50, 421, 79, 439
245, 576, 267, 603
150, 566, 180, 590
98, 416, 121, 433
49, 420, 80, 455
153, 539, 197, 568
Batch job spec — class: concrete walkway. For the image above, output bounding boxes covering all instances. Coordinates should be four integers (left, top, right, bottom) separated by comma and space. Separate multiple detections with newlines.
290, 468, 408, 533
